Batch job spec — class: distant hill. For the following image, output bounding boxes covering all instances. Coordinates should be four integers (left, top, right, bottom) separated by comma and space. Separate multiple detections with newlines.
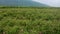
0, 0, 49, 7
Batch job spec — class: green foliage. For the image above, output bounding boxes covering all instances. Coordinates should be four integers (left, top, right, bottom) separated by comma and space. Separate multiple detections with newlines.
0, 7, 60, 34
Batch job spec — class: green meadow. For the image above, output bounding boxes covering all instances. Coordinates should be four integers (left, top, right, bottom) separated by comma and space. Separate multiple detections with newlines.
0, 7, 60, 34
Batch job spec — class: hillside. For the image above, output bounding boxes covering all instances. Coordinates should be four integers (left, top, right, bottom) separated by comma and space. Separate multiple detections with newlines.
0, 0, 48, 7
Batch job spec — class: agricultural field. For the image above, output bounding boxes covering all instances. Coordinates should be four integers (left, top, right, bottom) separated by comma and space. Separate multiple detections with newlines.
0, 7, 60, 34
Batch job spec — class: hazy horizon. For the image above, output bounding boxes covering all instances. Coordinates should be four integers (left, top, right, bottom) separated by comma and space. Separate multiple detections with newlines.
32, 0, 60, 7
0, 0, 60, 7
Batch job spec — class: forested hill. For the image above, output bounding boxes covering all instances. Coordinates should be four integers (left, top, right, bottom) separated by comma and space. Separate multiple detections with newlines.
0, 0, 48, 7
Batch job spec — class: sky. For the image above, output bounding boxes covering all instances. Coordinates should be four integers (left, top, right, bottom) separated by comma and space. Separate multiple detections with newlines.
32, 0, 60, 7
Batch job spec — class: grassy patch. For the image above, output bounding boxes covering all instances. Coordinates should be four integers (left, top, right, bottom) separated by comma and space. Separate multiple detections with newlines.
0, 7, 60, 34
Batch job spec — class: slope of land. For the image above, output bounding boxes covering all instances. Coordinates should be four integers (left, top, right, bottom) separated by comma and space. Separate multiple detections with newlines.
0, 0, 48, 7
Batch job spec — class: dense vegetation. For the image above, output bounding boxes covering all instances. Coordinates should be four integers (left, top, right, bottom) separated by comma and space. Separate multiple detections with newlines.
0, 0, 48, 7
0, 7, 60, 34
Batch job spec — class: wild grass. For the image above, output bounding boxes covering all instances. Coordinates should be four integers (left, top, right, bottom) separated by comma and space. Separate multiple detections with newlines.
0, 7, 60, 34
